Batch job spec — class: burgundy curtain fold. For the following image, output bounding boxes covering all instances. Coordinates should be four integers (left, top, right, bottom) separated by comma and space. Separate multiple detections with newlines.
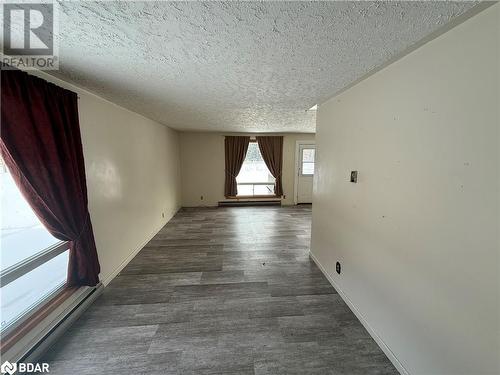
224, 136, 250, 197
1, 67, 100, 287
256, 136, 284, 196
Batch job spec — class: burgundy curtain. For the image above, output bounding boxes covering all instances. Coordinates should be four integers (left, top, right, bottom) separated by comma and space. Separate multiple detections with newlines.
224, 136, 250, 197
256, 136, 284, 196
1, 68, 100, 287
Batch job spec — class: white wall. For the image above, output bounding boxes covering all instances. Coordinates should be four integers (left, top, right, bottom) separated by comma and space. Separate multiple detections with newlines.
311, 4, 499, 375
35, 72, 182, 285
179, 132, 315, 207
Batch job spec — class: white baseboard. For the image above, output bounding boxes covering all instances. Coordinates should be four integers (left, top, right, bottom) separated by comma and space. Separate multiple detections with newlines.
101, 206, 180, 286
309, 251, 409, 375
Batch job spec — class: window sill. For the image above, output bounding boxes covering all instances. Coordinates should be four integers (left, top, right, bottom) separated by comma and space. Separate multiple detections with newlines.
0, 286, 77, 354
227, 195, 281, 199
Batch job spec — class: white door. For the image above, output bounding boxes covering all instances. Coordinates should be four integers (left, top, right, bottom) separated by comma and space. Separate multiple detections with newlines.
297, 144, 315, 203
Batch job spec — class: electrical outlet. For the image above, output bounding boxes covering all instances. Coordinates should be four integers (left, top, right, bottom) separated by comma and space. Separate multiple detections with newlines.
336, 261, 341, 274
162, 212, 165, 218
200, 195, 204, 200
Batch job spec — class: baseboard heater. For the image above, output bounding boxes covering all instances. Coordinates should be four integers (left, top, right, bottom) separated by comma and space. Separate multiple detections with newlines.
218, 199, 281, 207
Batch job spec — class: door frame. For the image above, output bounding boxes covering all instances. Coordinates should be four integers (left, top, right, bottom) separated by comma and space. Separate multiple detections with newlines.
294, 140, 316, 205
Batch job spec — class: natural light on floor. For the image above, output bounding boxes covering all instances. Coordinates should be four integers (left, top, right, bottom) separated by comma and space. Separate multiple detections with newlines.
236, 142, 275, 196
0, 159, 68, 332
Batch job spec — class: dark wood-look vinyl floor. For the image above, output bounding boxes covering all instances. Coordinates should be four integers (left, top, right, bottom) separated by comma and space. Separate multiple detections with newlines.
41, 206, 398, 375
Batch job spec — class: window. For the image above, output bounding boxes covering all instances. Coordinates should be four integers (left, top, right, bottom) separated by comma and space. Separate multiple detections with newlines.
236, 142, 275, 196
301, 148, 315, 176
0, 158, 69, 333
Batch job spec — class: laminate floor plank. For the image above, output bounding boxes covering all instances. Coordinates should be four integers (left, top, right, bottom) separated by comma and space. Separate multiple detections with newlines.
39, 206, 397, 375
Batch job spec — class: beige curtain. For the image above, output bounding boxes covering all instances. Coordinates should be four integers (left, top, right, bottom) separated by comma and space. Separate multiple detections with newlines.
256, 136, 284, 196
224, 136, 250, 197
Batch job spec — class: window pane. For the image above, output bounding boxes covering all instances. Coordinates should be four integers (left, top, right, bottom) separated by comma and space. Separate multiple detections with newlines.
302, 162, 315, 175
237, 184, 253, 196
1, 161, 59, 270
254, 184, 275, 195
0, 250, 68, 330
302, 148, 315, 162
236, 143, 275, 196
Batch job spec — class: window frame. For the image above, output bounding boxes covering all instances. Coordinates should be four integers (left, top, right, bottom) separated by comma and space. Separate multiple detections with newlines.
0, 283, 76, 354
1, 155, 73, 339
234, 140, 277, 198
299, 147, 315, 176
0, 241, 70, 337
0, 241, 69, 287
235, 182, 277, 198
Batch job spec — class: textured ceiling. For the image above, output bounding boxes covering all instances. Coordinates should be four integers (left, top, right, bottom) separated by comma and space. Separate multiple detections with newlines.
51, 1, 476, 133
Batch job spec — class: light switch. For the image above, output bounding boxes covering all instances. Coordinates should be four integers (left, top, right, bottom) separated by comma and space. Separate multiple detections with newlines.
350, 171, 358, 183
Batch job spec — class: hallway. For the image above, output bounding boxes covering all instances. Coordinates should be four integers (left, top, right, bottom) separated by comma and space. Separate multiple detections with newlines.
41, 206, 397, 374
